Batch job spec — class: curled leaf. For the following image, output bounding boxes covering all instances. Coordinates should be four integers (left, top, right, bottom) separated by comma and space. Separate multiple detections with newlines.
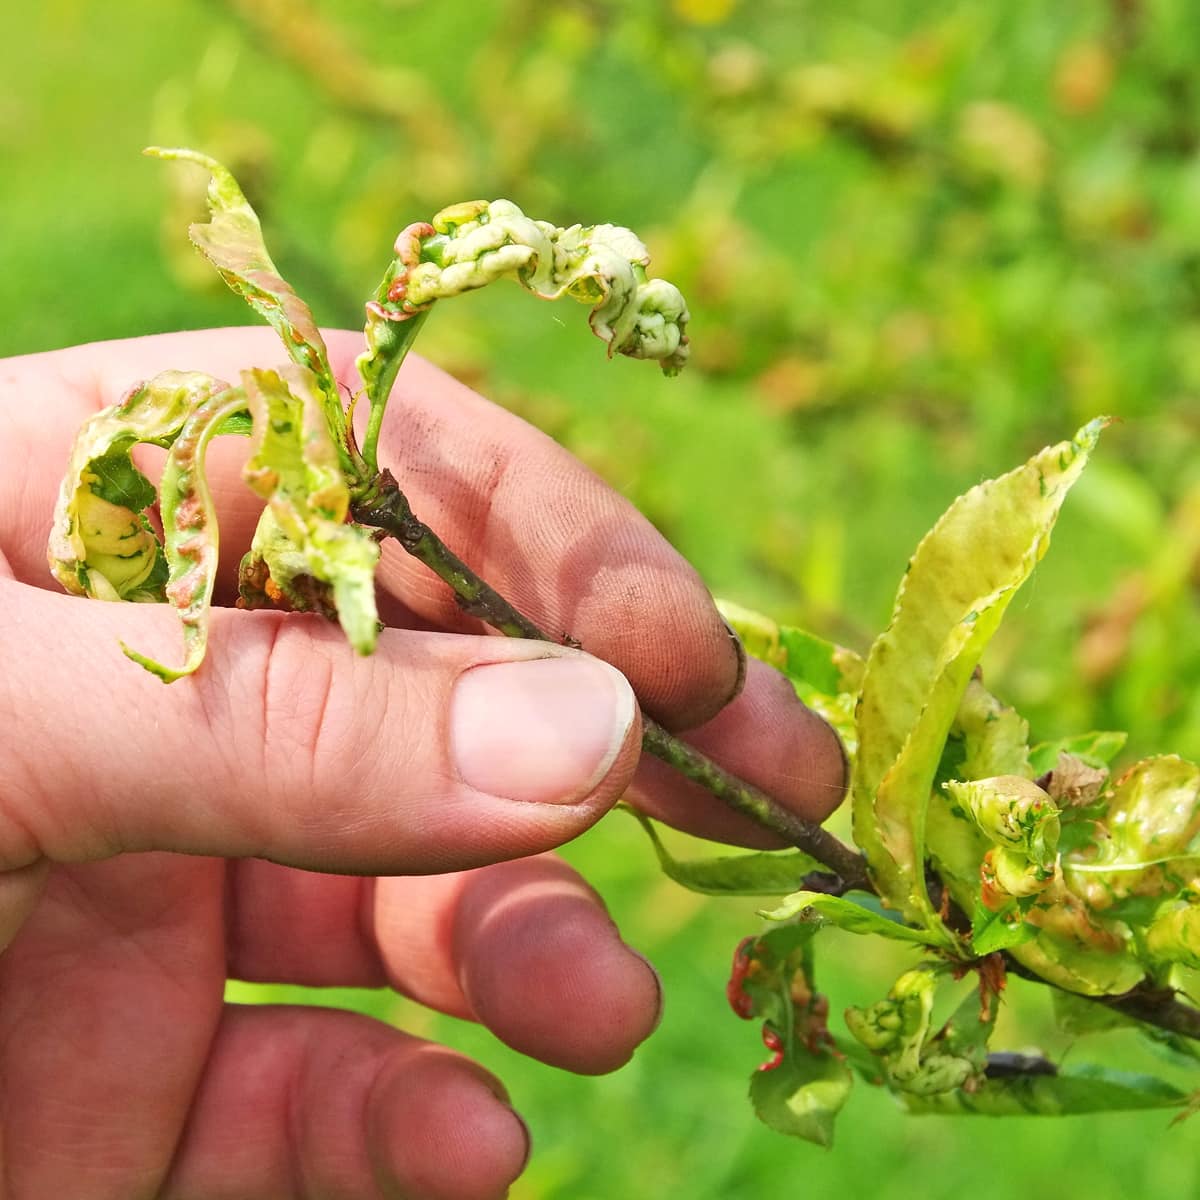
845, 968, 994, 1098
49, 371, 232, 604
902, 1064, 1190, 1116
122, 386, 250, 682
1143, 898, 1200, 971
240, 367, 381, 655
944, 776, 1060, 868
361, 198, 690, 376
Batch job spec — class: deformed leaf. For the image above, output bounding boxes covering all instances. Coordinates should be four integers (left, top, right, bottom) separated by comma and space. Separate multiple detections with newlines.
240, 367, 381, 655
145, 147, 352, 475
1144, 898, 1200, 971
853, 420, 1107, 938
49, 370, 232, 604
845, 968, 995, 1098
728, 925, 853, 1146
1063, 755, 1200, 905
627, 810, 822, 896
943, 776, 1060, 868
122, 385, 250, 681
761, 891, 943, 946
749, 1044, 854, 1147
361, 199, 690, 376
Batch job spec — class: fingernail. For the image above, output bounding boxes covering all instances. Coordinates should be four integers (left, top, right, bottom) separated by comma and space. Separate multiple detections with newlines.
451, 656, 637, 804
721, 616, 748, 702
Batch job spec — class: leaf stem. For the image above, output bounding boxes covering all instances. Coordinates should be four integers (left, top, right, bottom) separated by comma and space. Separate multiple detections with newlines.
350, 472, 869, 889
357, 311, 429, 475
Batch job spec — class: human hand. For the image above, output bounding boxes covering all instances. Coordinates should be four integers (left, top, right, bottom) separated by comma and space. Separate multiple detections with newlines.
0, 328, 844, 1199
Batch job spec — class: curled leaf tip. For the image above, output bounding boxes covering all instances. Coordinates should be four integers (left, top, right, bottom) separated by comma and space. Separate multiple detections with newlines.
363, 198, 691, 375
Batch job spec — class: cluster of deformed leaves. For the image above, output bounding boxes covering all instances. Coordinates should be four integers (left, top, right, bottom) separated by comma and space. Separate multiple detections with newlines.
48, 149, 689, 680
639, 421, 1200, 1142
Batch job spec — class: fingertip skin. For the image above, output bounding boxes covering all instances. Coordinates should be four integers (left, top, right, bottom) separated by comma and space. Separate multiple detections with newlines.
451, 859, 663, 1075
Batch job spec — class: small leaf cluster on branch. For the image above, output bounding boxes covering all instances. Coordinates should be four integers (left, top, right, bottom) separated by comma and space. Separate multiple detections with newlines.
47, 150, 1199, 1147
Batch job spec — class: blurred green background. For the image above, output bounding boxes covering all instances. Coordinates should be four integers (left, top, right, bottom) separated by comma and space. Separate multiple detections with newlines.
6, 0, 1200, 1195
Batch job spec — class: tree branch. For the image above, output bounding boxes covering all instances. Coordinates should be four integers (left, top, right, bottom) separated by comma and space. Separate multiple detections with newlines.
352, 472, 1200, 1044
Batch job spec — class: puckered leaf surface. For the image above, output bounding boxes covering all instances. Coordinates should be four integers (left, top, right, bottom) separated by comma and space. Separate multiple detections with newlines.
48, 370, 232, 605
122, 385, 250, 681
240, 367, 380, 656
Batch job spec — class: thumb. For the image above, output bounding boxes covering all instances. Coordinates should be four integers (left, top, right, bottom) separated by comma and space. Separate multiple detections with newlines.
0, 580, 641, 877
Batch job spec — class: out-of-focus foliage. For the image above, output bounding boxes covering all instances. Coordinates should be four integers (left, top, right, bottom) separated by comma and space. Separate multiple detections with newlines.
7, 0, 1200, 1194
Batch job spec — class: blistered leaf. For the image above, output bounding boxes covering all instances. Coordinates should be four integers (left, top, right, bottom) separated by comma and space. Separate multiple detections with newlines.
853, 420, 1107, 938
1064, 756, 1200, 906
122, 386, 250, 681
903, 1064, 1190, 1116
749, 1045, 854, 1147
627, 810, 822, 896
845, 968, 994, 1098
145, 147, 352, 474
49, 371, 232, 604
761, 891, 943, 946
1144, 899, 1200, 970
240, 367, 380, 654
728, 926, 853, 1146
943, 776, 1060, 868
361, 198, 690, 381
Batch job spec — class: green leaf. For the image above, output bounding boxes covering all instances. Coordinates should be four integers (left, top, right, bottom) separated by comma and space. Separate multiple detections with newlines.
1029, 731, 1128, 775
749, 1045, 854, 1148
49, 370, 230, 605
761, 891, 943, 946
970, 898, 1037, 956
902, 1064, 1190, 1116
86, 451, 159, 511
121, 385, 249, 681
853, 420, 1107, 938
240, 367, 381, 655
627, 810, 822, 896
729, 925, 853, 1146
954, 677, 1032, 780
144, 147, 353, 479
